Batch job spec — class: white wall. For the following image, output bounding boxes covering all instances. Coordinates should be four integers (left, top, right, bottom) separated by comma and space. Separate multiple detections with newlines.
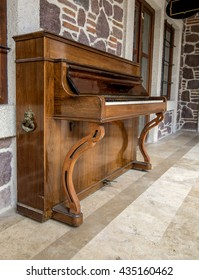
1, 0, 40, 139
123, 0, 135, 60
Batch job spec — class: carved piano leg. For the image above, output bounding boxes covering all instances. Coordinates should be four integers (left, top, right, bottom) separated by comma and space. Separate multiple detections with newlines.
132, 112, 164, 171
114, 121, 128, 164
52, 124, 105, 226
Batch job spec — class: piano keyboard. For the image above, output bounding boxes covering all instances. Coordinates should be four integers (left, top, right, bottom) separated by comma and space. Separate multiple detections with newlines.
105, 99, 164, 106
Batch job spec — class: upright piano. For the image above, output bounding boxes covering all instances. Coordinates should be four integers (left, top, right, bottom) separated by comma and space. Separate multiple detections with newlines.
14, 31, 166, 226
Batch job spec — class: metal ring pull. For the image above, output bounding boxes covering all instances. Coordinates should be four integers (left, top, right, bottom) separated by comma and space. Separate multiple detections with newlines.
21, 110, 35, 132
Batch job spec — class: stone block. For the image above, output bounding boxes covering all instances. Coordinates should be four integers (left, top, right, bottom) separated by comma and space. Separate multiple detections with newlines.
181, 91, 190, 102
59, 0, 77, 11
74, 0, 89, 11
0, 186, 11, 210
78, 9, 86, 27
185, 55, 199, 67
182, 106, 193, 118
188, 102, 199, 110
41, 0, 61, 34
191, 25, 199, 33
113, 5, 123, 22
0, 138, 12, 149
112, 26, 122, 40
182, 122, 197, 130
103, 0, 113, 17
91, 0, 100, 15
183, 67, 194, 79
187, 79, 199, 89
186, 34, 199, 43
0, 152, 12, 187
78, 29, 90, 45
96, 10, 110, 39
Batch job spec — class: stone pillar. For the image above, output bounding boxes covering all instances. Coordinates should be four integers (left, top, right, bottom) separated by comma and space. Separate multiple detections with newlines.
178, 13, 199, 131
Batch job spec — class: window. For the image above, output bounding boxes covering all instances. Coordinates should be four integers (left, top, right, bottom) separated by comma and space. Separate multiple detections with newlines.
0, 0, 8, 104
161, 20, 175, 100
132, 0, 155, 135
133, 1, 141, 63
133, 0, 154, 95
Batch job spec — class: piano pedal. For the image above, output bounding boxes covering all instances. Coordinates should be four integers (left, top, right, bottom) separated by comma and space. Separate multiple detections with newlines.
102, 179, 117, 186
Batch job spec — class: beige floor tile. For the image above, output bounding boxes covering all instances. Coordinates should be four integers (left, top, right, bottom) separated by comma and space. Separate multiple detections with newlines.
0, 131, 199, 260
0, 218, 70, 259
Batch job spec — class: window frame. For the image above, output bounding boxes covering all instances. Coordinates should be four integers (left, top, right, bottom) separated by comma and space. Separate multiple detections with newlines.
161, 20, 175, 100
0, 0, 8, 104
132, 0, 155, 95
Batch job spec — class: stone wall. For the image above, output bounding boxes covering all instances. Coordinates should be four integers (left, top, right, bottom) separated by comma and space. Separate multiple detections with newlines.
158, 111, 173, 139
177, 13, 199, 131
0, 138, 13, 213
40, 0, 125, 56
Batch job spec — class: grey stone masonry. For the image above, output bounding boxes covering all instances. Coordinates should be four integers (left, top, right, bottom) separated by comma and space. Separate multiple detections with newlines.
158, 111, 173, 139
0, 187, 11, 212
40, 0, 125, 56
177, 13, 199, 131
0, 138, 12, 212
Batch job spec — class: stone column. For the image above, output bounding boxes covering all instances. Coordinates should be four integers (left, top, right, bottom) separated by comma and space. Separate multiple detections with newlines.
178, 13, 199, 131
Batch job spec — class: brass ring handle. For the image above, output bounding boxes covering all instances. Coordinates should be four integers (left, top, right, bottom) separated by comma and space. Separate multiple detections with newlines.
21, 110, 35, 132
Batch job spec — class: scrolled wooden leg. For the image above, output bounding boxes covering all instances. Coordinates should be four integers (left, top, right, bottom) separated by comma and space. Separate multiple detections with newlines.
133, 112, 164, 171
114, 121, 128, 164
52, 124, 105, 226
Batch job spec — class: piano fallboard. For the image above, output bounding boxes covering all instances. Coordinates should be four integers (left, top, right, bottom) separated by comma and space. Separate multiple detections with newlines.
104, 96, 166, 122
53, 58, 166, 122
54, 95, 166, 122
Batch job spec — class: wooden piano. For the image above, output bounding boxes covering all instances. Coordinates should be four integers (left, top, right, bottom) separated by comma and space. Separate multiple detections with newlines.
14, 31, 166, 227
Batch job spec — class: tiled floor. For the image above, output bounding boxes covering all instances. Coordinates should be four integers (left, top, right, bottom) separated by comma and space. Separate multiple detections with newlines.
0, 131, 199, 260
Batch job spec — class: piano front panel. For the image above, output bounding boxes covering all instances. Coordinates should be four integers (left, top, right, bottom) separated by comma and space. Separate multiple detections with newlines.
104, 99, 166, 122
59, 119, 139, 199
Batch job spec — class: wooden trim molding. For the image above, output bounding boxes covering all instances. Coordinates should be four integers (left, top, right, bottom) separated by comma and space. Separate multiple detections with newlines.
0, 0, 8, 104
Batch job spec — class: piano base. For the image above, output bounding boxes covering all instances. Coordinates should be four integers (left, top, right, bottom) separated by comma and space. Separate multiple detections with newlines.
132, 160, 152, 171
53, 162, 151, 227
52, 204, 83, 227
17, 203, 51, 223
59, 113, 163, 227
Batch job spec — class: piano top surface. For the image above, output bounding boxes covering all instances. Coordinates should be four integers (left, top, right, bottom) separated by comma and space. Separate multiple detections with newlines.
14, 30, 141, 78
